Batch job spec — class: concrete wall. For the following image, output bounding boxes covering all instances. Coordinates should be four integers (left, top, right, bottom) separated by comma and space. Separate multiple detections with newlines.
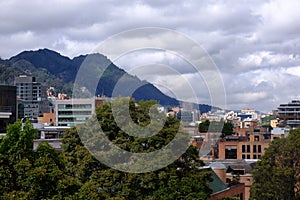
33, 139, 62, 151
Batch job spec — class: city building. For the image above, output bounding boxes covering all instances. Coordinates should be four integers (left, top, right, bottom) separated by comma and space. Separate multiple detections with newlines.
202, 110, 226, 122
234, 120, 266, 137
14, 75, 49, 119
277, 100, 300, 128
217, 129, 285, 160
38, 112, 55, 125
271, 127, 290, 138
206, 160, 255, 200
33, 126, 71, 151
205, 163, 245, 200
55, 98, 96, 126
0, 85, 17, 133
177, 102, 201, 123
177, 110, 194, 122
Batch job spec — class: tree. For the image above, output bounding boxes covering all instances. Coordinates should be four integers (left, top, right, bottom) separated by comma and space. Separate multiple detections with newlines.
0, 119, 37, 161
0, 121, 68, 199
222, 122, 234, 137
0, 120, 37, 194
198, 120, 234, 137
250, 128, 300, 200
199, 120, 210, 132
23, 142, 64, 199
61, 127, 104, 183
61, 98, 213, 199
0, 99, 214, 199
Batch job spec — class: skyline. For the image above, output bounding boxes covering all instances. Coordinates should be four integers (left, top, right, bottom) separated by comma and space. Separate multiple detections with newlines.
1, 0, 300, 112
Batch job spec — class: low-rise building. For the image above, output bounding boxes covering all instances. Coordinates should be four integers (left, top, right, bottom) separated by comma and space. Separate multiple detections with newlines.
38, 112, 55, 125
218, 132, 270, 160
206, 160, 255, 200
218, 128, 286, 160
205, 163, 245, 200
33, 126, 71, 151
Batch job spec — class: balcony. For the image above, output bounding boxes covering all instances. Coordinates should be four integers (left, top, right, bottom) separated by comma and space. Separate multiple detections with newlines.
287, 120, 300, 125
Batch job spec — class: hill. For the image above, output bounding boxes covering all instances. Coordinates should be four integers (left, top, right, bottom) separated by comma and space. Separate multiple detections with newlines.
1, 48, 212, 111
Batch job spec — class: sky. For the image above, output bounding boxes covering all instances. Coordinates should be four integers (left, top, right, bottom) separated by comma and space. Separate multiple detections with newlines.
1, 0, 300, 112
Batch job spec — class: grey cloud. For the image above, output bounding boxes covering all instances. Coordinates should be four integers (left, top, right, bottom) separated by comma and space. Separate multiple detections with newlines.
1, 0, 300, 112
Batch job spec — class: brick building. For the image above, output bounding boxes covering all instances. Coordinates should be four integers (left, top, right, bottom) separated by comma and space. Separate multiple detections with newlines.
207, 163, 245, 200
218, 132, 273, 160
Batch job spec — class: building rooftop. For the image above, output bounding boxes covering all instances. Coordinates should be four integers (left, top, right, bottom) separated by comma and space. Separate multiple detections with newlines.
206, 159, 256, 174
210, 162, 226, 169
209, 169, 227, 194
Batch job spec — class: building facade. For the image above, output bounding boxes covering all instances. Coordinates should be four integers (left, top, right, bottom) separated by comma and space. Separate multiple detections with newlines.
207, 163, 245, 200
218, 132, 273, 160
14, 75, 49, 119
278, 100, 300, 128
0, 85, 17, 133
55, 98, 95, 126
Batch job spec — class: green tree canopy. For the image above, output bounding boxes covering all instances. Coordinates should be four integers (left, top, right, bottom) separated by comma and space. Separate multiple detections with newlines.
0, 99, 214, 199
198, 120, 234, 137
250, 128, 300, 200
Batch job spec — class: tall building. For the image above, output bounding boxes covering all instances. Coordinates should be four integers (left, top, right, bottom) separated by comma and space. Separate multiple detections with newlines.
55, 98, 96, 126
14, 75, 49, 119
0, 85, 17, 133
278, 100, 300, 128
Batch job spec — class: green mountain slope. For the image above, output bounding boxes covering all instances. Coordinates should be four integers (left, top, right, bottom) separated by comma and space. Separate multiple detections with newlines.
1, 48, 213, 111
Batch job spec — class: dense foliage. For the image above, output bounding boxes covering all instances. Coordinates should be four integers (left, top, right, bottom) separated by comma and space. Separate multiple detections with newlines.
0, 99, 213, 199
250, 128, 300, 200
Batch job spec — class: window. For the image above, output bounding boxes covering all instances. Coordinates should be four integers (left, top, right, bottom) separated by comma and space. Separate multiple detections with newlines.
247, 145, 251, 153
254, 135, 260, 141
253, 155, 257, 159
253, 145, 257, 153
247, 154, 250, 159
225, 145, 237, 159
242, 145, 246, 152
258, 145, 262, 153
240, 193, 243, 200
242, 154, 246, 159
258, 155, 261, 159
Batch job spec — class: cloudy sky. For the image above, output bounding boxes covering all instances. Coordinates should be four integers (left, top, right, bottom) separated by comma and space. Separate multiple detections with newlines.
1, 0, 300, 112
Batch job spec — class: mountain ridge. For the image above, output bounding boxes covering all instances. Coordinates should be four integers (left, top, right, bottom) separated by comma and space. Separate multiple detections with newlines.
1, 48, 212, 113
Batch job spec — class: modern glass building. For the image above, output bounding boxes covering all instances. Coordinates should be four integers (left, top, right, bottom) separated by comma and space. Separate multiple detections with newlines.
55, 98, 95, 126
278, 100, 300, 128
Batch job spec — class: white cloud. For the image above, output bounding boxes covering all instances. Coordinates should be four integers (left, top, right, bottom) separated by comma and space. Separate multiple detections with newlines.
238, 51, 300, 68
256, 0, 300, 42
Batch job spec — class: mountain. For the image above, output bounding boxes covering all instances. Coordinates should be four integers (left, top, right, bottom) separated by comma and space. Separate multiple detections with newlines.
1, 49, 212, 112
